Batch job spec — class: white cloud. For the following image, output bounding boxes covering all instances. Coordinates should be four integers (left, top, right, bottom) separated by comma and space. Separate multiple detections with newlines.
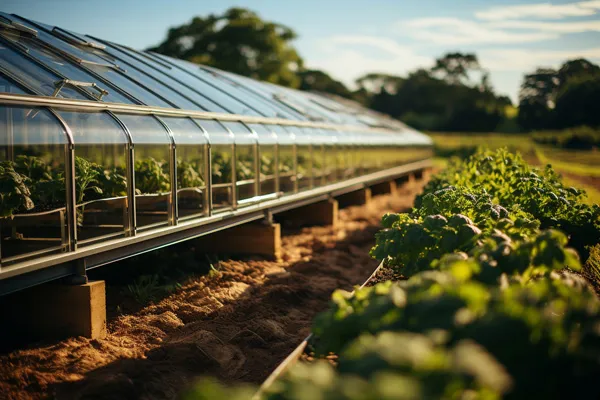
480, 47, 600, 71
304, 35, 430, 88
489, 19, 600, 33
475, 1, 600, 21
404, 18, 558, 45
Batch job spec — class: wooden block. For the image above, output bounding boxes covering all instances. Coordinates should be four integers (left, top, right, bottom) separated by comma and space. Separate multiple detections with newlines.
279, 199, 339, 228
2, 280, 107, 341
370, 180, 397, 196
336, 188, 372, 208
195, 222, 282, 261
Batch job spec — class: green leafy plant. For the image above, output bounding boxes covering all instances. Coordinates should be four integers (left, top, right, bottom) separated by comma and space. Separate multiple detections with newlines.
0, 161, 34, 218
177, 159, 204, 189
135, 157, 170, 194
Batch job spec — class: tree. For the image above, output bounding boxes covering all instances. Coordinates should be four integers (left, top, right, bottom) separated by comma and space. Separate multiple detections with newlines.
298, 69, 353, 99
431, 53, 481, 85
148, 8, 303, 88
554, 76, 600, 128
517, 68, 558, 130
557, 59, 600, 89
517, 58, 600, 130
355, 73, 404, 95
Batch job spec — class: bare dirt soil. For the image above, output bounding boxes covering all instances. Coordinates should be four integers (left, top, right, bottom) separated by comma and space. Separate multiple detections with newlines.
0, 179, 425, 400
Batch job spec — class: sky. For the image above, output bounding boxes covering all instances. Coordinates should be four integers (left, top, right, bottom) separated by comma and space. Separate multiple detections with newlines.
3, 0, 600, 103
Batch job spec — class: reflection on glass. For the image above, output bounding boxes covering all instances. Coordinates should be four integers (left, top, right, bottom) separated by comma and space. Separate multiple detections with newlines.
221, 122, 257, 204
0, 43, 88, 100
117, 114, 172, 229
272, 125, 295, 195
196, 119, 234, 211
0, 30, 133, 103
162, 117, 207, 219
59, 111, 129, 244
248, 124, 277, 197
0, 106, 68, 263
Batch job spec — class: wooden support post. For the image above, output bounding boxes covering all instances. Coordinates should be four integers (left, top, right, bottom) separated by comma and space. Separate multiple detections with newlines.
279, 199, 339, 228
195, 222, 282, 261
370, 180, 397, 197
336, 188, 372, 208
3, 280, 107, 341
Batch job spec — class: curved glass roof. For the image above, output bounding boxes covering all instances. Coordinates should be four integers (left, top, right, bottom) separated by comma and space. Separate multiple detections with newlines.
0, 12, 432, 146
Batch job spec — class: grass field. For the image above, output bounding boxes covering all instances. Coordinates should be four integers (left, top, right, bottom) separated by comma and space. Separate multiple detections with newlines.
428, 132, 600, 205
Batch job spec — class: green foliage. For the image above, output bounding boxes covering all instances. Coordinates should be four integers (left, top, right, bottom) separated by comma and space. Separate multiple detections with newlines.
416, 148, 600, 257
74, 156, 102, 204
309, 274, 600, 399
518, 58, 600, 131
14, 154, 52, 181
532, 126, 600, 150
177, 159, 204, 189
148, 7, 303, 88
94, 166, 128, 198
0, 161, 34, 217
212, 151, 233, 184
135, 157, 170, 194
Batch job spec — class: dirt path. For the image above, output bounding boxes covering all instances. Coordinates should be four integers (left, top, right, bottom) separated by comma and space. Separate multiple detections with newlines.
0, 179, 425, 400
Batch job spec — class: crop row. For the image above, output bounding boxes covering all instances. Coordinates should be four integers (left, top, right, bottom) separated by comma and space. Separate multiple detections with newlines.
184, 148, 600, 399
0, 152, 301, 218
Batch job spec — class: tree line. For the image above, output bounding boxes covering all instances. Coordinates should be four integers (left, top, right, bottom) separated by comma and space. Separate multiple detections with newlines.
149, 7, 600, 133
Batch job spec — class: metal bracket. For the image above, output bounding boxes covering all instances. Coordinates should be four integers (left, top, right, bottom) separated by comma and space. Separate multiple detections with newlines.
52, 79, 109, 101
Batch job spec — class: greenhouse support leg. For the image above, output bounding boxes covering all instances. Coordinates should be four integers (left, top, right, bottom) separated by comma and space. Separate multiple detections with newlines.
279, 198, 339, 229
335, 188, 372, 208
194, 221, 282, 261
370, 180, 398, 196
2, 280, 107, 340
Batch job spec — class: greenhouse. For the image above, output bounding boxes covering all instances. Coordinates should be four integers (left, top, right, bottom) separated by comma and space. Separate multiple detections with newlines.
0, 12, 432, 293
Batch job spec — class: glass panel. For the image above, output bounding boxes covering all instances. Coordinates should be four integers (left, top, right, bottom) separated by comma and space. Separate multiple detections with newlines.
221, 122, 257, 203
153, 53, 301, 119
0, 42, 88, 99
248, 124, 277, 196
8, 14, 115, 67
0, 106, 68, 262
116, 114, 172, 229
195, 119, 234, 211
0, 73, 27, 94
296, 127, 313, 191
162, 117, 207, 220
59, 111, 129, 244
0, 31, 136, 104
102, 44, 241, 114
271, 125, 296, 195
309, 128, 328, 186
204, 67, 308, 120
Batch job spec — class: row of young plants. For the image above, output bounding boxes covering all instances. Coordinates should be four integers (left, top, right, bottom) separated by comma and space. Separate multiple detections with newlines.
184, 148, 600, 399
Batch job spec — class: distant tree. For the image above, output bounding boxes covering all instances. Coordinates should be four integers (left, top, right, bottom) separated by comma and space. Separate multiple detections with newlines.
554, 76, 600, 128
355, 73, 404, 94
431, 52, 481, 85
148, 7, 303, 88
557, 58, 600, 88
298, 69, 353, 99
517, 58, 600, 130
517, 68, 558, 130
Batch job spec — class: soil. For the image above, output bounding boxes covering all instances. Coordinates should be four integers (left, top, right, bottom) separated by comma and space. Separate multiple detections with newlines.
0, 178, 426, 400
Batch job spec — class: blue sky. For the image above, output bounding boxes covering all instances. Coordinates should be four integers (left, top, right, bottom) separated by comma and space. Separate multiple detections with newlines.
3, 0, 600, 102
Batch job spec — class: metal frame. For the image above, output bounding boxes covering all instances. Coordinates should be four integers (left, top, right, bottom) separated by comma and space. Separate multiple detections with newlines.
0, 93, 412, 135
0, 159, 431, 295
0, 70, 433, 296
